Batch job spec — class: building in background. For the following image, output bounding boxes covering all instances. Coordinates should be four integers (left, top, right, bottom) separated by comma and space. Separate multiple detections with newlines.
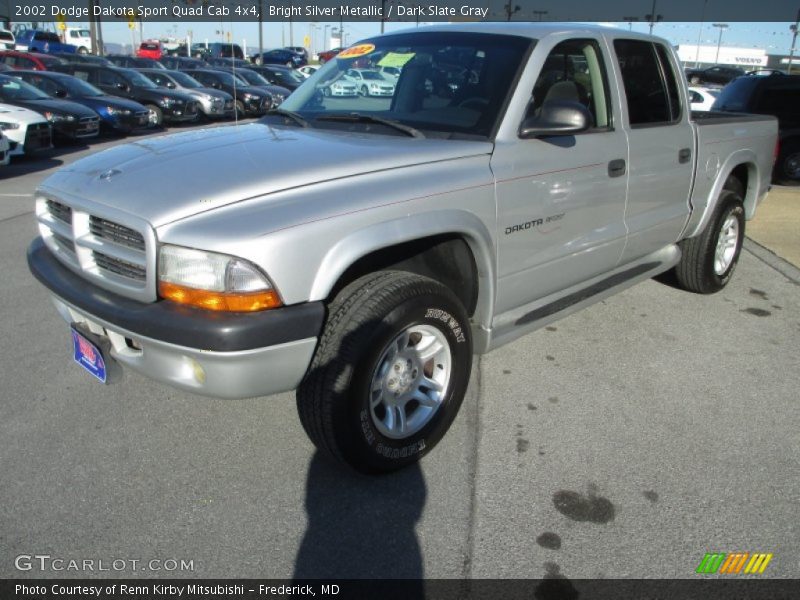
676, 45, 767, 69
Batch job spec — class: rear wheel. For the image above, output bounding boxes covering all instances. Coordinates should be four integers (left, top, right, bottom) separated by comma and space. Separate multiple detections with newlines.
297, 271, 473, 474
775, 140, 800, 185
674, 178, 745, 294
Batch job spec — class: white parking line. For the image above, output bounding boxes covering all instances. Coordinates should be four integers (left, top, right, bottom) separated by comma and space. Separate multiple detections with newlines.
0, 193, 33, 197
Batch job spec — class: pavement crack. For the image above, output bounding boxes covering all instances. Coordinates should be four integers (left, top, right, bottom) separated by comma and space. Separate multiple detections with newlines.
0, 211, 34, 225
461, 354, 483, 583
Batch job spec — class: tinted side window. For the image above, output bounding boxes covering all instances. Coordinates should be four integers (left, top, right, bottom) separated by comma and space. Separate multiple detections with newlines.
614, 39, 672, 126
755, 86, 800, 124
97, 69, 121, 86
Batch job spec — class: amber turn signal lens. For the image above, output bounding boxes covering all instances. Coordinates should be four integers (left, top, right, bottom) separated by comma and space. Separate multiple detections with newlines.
158, 281, 282, 312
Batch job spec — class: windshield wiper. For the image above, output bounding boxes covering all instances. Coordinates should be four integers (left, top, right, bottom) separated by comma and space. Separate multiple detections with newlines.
315, 113, 425, 138
265, 108, 310, 128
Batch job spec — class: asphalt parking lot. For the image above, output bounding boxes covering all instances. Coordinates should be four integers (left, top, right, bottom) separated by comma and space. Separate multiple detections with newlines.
1, 127, 798, 583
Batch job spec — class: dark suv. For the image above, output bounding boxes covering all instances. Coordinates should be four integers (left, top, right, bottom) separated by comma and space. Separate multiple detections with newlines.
684, 65, 745, 86
712, 75, 800, 184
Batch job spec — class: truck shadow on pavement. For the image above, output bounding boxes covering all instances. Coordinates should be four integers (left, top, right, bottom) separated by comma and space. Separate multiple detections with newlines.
293, 451, 426, 587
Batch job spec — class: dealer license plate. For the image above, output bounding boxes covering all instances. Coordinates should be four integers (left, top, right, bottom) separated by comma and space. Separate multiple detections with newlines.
70, 327, 107, 383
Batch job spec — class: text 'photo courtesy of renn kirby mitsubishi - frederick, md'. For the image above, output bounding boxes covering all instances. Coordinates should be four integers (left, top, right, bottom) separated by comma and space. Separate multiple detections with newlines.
1, 0, 799, 598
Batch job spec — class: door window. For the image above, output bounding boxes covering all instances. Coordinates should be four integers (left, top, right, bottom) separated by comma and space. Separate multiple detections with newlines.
529, 38, 611, 130
614, 40, 681, 126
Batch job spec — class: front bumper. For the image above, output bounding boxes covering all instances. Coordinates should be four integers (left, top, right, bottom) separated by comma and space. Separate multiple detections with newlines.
54, 117, 100, 140
28, 237, 324, 399
162, 101, 200, 122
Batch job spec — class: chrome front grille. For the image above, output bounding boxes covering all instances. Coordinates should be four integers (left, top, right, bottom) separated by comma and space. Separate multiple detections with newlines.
89, 216, 145, 251
36, 195, 155, 302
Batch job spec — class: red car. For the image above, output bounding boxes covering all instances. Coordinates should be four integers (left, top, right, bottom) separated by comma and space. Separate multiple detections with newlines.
0, 50, 65, 71
136, 41, 163, 60
317, 47, 342, 64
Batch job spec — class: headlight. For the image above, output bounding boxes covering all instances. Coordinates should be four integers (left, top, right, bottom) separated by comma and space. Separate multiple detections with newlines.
242, 92, 257, 101
44, 112, 71, 123
272, 94, 285, 104
0, 121, 20, 130
160, 97, 176, 107
157, 245, 282, 312
106, 106, 118, 115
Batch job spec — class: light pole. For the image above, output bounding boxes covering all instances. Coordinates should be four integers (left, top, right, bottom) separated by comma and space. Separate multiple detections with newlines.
646, 0, 662, 34
504, 1, 520, 21
788, 9, 800, 75
323, 24, 330, 51
622, 16, 637, 31
712, 23, 728, 64
694, 0, 708, 67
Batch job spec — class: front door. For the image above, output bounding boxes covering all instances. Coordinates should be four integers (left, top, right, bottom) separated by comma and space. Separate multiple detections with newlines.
492, 37, 629, 317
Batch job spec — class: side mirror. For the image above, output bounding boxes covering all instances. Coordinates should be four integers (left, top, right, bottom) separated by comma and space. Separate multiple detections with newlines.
54, 89, 67, 98
212, 82, 221, 89
116, 82, 129, 92
519, 100, 592, 138
166, 81, 176, 89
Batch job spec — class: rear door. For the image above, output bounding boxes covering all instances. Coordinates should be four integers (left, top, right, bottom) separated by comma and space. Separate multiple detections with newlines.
612, 39, 693, 263
492, 36, 629, 314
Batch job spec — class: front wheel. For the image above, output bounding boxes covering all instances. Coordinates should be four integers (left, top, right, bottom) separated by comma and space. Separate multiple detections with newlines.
360, 85, 368, 97
234, 100, 245, 118
145, 104, 163, 127
674, 180, 745, 294
297, 271, 473, 474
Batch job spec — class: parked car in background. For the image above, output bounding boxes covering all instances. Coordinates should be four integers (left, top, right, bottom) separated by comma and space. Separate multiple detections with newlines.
137, 41, 163, 60
106, 55, 166, 70
343, 68, 395, 97
13, 70, 150, 134
14, 30, 76, 54
320, 77, 358, 97
252, 48, 306, 68
0, 101, 52, 156
0, 128, 10, 165
64, 28, 92, 54
712, 74, 800, 184
215, 67, 291, 105
138, 68, 234, 119
56, 65, 200, 126
284, 46, 309, 62
159, 56, 205, 70
189, 69, 272, 117
0, 29, 14, 51
0, 74, 99, 141
297, 65, 319, 79
377, 65, 402, 82
251, 65, 304, 91
688, 86, 719, 112
194, 42, 244, 60
0, 50, 65, 71
0, 62, 11, 72
684, 65, 745, 85
317, 47, 342, 64
51, 52, 112, 67
746, 68, 787, 77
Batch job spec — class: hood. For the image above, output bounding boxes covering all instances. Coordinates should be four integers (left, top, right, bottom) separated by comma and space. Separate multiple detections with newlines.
0, 102, 48, 124
88, 95, 148, 112
39, 123, 492, 228
17, 98, 98, 118
183, 88, 231, 101
133, 87, 195, 102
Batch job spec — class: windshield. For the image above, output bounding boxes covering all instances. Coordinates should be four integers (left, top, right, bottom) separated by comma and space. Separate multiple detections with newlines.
169, 71, 202, 88
214, 71, 247, 86
60, 76, 104, 97
280, 31, 533, 139
237, 70, 270, 86
0, 76, 50, 100
121, 69, 157, 88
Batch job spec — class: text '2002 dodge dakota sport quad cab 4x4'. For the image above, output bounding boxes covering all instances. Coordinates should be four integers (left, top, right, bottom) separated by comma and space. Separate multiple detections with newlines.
27, 24, 778, 473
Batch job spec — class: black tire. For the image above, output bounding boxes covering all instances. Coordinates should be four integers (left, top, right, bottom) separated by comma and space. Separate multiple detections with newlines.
297, 271, 473, 474
235, 100, 245, 118
774, 140, 800, 185
285, 61, 294, 68
690, 75, 700, 84
322, 87, 331, 97
145, 104, 163, 127
674, 178, 745, 294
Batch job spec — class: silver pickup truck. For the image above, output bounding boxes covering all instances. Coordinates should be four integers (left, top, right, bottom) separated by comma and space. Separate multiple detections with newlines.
27, 24, 778, 473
